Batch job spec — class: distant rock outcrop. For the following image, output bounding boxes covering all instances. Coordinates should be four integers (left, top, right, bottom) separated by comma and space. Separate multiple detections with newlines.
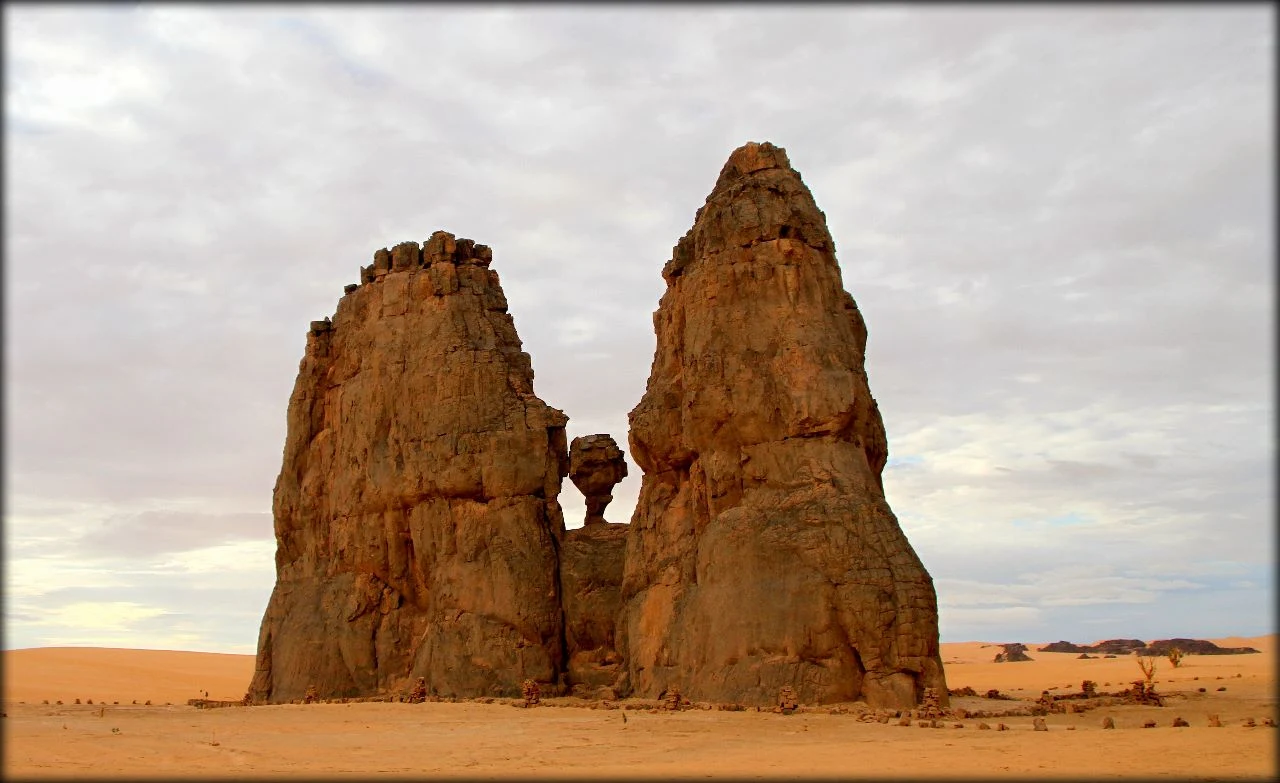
618, 141, 947, 708
248, 231, 571, 704
1037, 638, 1259, 656
1143, 638, 1260, 656
993, 643, 1033, 663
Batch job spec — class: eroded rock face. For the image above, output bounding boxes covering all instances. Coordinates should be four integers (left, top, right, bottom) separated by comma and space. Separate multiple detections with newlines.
559, 522, 628, 690
248, 230, 569, 704
618, 141, 947, 709
568, 434, 628, 526
560, 435, 629, 690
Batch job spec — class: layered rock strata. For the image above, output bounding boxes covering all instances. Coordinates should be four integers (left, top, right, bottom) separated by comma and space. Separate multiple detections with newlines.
619, 141, 947, 708
249, 230, 570, 704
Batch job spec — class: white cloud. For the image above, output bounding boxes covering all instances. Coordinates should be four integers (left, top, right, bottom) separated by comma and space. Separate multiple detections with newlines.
35, 602, 169, 633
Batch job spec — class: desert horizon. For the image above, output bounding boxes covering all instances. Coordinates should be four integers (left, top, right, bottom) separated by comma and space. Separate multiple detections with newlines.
5, 634, 1276, 779
8, 5, 1272, 781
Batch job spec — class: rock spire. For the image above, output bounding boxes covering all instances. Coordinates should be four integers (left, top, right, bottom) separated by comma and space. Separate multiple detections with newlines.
618, 141, 947, 708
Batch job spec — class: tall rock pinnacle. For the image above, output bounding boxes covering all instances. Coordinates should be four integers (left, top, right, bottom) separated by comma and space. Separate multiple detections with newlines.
619, 142, 948, 708
248, 231, 570, 703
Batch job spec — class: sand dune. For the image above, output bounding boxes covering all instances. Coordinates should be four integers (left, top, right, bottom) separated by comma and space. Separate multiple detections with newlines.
3, 647, 253, 705
3, 636, 1275, 779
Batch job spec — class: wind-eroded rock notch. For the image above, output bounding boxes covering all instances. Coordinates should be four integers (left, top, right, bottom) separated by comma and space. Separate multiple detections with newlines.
249, 230, 570, 704
619, 141, 947, 708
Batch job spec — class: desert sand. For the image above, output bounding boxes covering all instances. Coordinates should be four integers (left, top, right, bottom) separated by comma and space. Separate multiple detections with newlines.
4, 635, 1276, 779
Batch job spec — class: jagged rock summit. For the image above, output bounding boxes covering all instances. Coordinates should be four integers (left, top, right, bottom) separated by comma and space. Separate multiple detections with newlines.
619, 141, 948, 708
248, 230, 570, 704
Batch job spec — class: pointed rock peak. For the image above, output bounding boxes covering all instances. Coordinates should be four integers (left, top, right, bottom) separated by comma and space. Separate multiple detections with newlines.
714, 141, 793, 190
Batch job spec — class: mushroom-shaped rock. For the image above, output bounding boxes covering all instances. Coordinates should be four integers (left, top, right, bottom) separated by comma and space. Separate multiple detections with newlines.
568, 434, 628, 526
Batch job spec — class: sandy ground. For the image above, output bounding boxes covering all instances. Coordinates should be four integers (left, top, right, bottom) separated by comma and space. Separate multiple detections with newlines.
4, 635, 1275, 779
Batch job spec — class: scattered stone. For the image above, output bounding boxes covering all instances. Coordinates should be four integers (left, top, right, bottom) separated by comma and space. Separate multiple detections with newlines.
1217, 687, 1227, 692
303, 685, 318, 705
661, 686, 688, 712
776, 686, 798, 715
1208, 714, 1221, 727
897, 716, 912, 727
948, 686, 977, 697
1126, 680, 1162, 706
1081, 680, 1097, 698
408, 677, 427, 704
952, 722, 964, 729
522, 680, 541, 708
1242, 718, 1256, 727
919, 688, 945, 721
1263, 718, 1276, 727
1033, 717, 1048, 731
1172, 717, 1189, 727
1143, 720, 1157, 728
1102, 716, 1116, 729
996, 723, 1009, 731
1198, 687, 1206, 693
977, 722, 991, 730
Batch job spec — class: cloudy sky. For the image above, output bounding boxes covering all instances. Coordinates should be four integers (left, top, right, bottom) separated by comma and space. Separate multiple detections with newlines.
6, 5, 1273, 654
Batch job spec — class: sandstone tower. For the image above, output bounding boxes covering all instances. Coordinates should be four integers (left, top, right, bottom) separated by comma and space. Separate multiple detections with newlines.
618, 142, 948, 708
248, 232, 570, 703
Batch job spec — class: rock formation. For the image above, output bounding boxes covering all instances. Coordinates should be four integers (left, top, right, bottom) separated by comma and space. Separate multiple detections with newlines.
558, 519, 627, 691
994, 643, 1033, 662
559, 435, 630, 690
617, 141, 947, 708
569, 435, 629, 526
248, 230, 570, 704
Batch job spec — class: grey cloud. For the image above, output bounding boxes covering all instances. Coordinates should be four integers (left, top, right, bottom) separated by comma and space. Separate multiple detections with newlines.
6, 5, 1271, 649
75, 511, 272, 558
